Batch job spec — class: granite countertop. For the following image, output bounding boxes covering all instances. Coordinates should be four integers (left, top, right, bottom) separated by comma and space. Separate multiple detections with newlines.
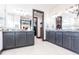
46, 29, 79, 32
3, 29, 33, 32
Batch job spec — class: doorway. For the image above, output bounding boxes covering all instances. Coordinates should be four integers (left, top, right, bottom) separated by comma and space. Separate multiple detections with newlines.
33, 9, 44, 40
33, 17, 38, 36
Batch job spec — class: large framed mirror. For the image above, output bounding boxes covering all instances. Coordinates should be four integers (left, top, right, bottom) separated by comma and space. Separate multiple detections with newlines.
20, 19, 31, 30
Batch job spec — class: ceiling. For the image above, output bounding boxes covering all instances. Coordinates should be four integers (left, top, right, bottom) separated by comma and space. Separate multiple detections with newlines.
6, 4, 75, 15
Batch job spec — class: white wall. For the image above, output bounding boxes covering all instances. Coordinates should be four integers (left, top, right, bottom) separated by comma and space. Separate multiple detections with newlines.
6, 13, 20, 29
0, 5, 5, 29
62, 12, 76, 30
0, 5, 5, 51
0, 31, 3, 51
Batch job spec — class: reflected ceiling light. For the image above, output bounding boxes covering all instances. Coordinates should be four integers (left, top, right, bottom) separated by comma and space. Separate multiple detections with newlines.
67, 4, 79, 17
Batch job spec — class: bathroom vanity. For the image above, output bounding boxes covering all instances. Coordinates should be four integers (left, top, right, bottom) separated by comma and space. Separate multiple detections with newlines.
46, 30, 79, 54
3, 31, 34, 50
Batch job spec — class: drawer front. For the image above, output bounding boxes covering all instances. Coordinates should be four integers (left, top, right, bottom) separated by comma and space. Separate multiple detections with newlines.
15, 32, 26, 47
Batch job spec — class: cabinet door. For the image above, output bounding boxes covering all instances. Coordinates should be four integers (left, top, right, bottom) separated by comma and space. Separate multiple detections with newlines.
63, 32, 72, 49
72, 33, 79, 53
15, 32, 26, 47
26, 31, 34, 45
50, 31, 55, 44
3, 32, 15, 49
46, 31, 50, 41
56, 32, 62, 46
72, 37, 79, 53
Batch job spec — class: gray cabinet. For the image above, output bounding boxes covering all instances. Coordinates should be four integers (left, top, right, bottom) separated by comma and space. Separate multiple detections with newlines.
26, 31, 34, 45
46, 31, 79, 54
50, 31, 56, 44
63, 32, 72, 50
72, 32, 79, 53
3, 31, 34, 49
3, 32, 15, 49
15, 31, 26, 47
46, 31, 55, 44
56, 31, 63, 46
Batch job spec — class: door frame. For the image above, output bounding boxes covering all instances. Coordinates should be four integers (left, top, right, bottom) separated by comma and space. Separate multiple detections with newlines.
33, 9, 44, 41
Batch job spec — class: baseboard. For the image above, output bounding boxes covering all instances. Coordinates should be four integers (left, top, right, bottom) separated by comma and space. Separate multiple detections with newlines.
3, 43, 34, 51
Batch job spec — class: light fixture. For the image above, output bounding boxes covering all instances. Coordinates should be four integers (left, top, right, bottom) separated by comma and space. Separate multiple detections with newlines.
67, 4, 79, 18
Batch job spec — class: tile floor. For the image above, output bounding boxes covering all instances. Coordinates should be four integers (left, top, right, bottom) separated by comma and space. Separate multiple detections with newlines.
1, 37, 77, 55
